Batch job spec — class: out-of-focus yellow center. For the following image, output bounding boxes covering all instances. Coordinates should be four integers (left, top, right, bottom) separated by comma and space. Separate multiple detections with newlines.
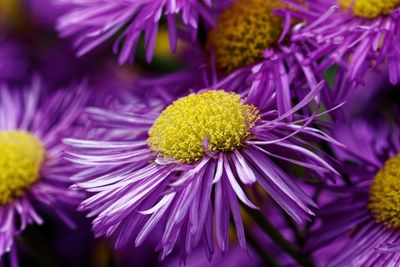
0, 131, 45, 205
207, 0, 286, 74
147, 91, 260, 164
339, 0, 400, 19
369, 154, 400, 228
0, 0, 26, 30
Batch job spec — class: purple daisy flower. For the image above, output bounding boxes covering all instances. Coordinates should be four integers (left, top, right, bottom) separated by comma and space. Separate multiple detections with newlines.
54, 0, 215, 64
64, 82, 339, 261
307, 118, 400, 266
289, 0, 400, 85
0, 77, 89, 266
204, 0, 330, 117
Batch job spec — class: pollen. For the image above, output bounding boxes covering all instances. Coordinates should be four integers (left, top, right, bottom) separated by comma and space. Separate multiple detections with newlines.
369, 153, 400, 229
147, 91, 260, 164
339, 0, 400, 19
207, 0, 286, 74
0, 131, 45, 205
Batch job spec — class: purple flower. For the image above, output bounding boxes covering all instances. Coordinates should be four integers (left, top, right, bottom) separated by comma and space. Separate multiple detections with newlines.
64, 80, 339, 261
0, 77, 89, 266
203, 0, 329, 117
54, 0, 215, 64
307, 117, 400, 266
289, 0, 400, 85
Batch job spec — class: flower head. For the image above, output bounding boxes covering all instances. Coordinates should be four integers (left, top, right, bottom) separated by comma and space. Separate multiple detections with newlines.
0, 131, 45, 205
308, 116, 400, 266
65, 81, 338, 261
207, 0, 287, 74
147, 91, 259, 163
55, 0, 215, 64
0, 77, 89, 262
369, 153, 400, 229
205, 0, 326, 117
339, 0, 399, 19
290, 0, 400, 85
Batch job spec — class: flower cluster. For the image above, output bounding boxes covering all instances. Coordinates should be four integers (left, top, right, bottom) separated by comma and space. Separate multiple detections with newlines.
1, 0, 400, 266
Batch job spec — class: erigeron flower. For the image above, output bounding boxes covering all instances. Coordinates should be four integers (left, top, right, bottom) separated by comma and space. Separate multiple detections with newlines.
308, 117, 400, 266
65, 83, 339, 260
290, 0, 400, 85
0, 77, 88, 266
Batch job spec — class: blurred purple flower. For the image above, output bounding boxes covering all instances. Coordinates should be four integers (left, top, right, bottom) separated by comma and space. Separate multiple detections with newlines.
54, 0, 215, 64
202, 0, 331, 117
322, 67, 387, 121
0, 77, 89, 266
64, 77, 339, 261
289, 0, 400, 85
307, 117, 400, 266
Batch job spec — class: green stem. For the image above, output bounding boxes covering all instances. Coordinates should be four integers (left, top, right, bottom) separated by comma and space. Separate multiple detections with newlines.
280, 210, 304, 246
245, 229, 281, 267
19, 229, 61, 267
304, 189, 321, 233
244, 207, 315, 267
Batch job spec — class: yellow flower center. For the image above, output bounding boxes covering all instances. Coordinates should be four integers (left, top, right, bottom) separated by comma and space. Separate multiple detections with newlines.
339, 0, 400, 19
369, 154, 400, 228
0, 131, 45, 205
147, 91, 260, 164
207, 0, 286, 74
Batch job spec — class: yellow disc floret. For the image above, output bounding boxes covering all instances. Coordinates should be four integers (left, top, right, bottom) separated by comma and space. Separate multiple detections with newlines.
147, 91, 260, 164
369, 153, 400, 228
0, 131, 45, 205
339, 0, 400, 19
207, 0, 287, 74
